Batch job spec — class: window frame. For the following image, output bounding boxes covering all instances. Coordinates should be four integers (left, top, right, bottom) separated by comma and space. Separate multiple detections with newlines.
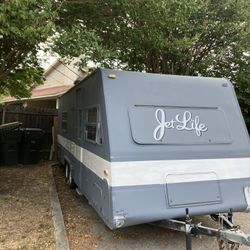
84, 105, 103, 145
77, 109, 82, 140
61, 111, 68, 133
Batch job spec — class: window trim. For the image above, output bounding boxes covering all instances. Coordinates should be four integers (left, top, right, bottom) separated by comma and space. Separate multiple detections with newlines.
84, 105, 103, 145
61, 111, 68, 133
77, 109, 82, 140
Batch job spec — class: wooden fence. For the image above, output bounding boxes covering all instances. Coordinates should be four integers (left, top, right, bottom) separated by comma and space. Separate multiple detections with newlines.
0, 105, 58, 157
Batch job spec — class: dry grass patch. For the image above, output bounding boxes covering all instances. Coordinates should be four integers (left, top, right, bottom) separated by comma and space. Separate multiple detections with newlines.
0, 163, 55, 250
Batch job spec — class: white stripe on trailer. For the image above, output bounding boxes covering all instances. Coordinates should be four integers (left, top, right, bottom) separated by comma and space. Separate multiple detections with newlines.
58, 134, 112, 184
111, 158, 250, 187
58, 135, 250, 187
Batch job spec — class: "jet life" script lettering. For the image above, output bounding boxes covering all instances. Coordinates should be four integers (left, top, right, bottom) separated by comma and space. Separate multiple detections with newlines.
153, 109, 208, 141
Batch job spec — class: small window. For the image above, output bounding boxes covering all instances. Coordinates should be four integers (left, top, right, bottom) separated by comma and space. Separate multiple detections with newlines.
62, 111, 68, 132
85, 107, 102, 145
87, 107, 97, 123
77, 109, 82, 139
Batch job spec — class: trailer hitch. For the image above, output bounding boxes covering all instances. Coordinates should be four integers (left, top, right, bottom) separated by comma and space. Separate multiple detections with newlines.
151, 209, 250, 250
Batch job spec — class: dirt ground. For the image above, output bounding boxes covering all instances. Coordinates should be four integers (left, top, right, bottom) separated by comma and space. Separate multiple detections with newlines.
53, 165, 101, 250
53, 164, 250, 250
0, 163, 55, 250
1, 163, 250, 250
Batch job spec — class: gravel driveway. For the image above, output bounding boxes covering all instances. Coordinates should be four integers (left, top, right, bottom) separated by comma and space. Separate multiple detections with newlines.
53, 165, 250, 250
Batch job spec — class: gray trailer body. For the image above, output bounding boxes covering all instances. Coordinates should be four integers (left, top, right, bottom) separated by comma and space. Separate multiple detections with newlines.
58, 68, 250, 229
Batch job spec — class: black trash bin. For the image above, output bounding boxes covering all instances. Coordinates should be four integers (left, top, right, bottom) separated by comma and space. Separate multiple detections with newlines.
0, 124, 21, 166
19, 128, 44, 164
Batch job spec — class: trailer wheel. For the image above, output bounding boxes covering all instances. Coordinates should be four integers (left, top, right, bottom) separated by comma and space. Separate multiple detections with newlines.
67, 166, 76, 189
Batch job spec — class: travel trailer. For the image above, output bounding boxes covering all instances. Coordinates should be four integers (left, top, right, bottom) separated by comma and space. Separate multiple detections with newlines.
58, 68, 250, 231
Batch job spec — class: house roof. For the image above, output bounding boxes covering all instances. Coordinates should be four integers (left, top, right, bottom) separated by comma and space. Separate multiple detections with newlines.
1, 58, 82, 104
1, 58, 93, 105
3, 85, 73, 103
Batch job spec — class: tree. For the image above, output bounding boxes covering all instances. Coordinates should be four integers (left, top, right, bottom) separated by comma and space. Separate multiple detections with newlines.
53, 0, 249, 72
234, 60, 250, 129
0, 0, 56, 98
53, 0, 250, 128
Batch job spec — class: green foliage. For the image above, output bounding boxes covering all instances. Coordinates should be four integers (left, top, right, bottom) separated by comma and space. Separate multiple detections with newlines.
53, 0, 250, 129
234, 62, 250, 129
54, 0, 249, 73
0, 0, 56, 98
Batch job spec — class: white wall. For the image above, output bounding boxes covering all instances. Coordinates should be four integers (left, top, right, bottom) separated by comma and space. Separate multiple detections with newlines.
36, 61, 86, 90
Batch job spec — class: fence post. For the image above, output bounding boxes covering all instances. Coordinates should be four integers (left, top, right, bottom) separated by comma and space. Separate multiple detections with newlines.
2, 105, 6, 124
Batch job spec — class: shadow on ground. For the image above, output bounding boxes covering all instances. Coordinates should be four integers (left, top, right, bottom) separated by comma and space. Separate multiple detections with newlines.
53, 164, 250, 250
